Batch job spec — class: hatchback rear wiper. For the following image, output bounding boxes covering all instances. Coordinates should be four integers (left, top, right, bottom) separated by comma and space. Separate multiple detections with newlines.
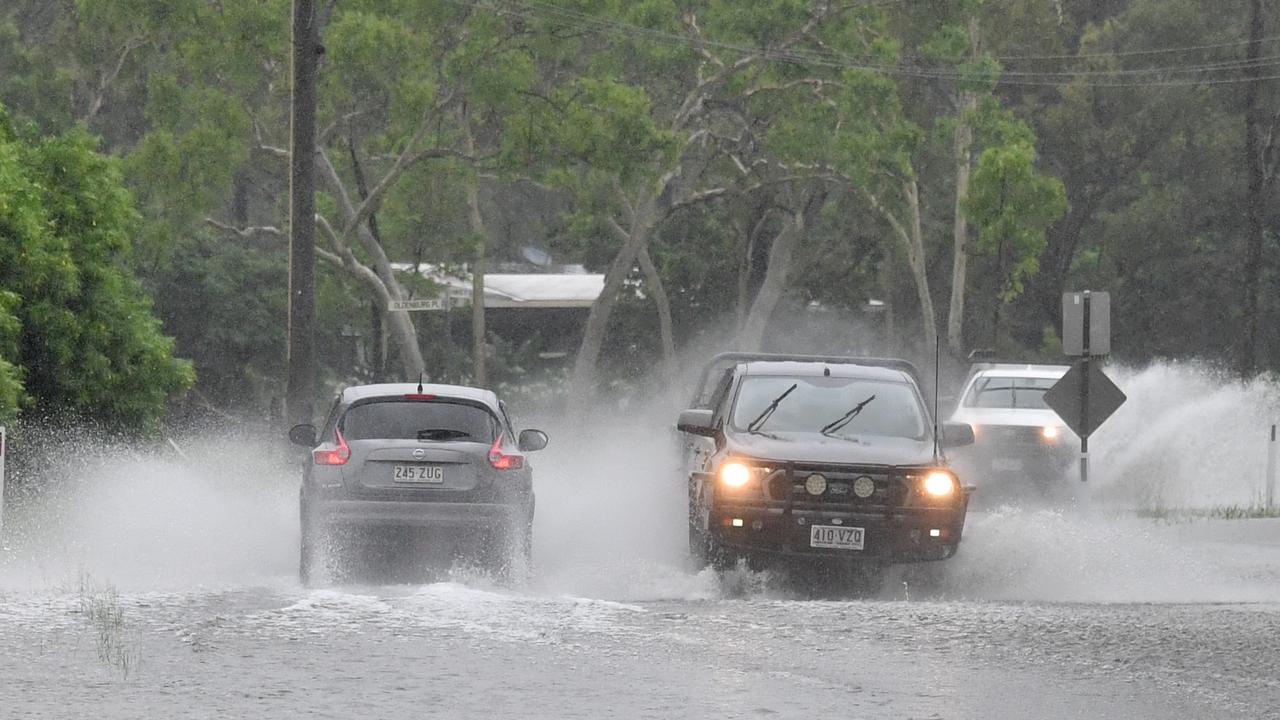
416, 428, 470, 441
747, 383, 798, 433
820, 394, 876, 436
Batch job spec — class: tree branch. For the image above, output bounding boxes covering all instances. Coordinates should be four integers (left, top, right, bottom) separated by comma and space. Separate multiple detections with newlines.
85, 36, 144, 122
204, 217, 283, 239
680, 9, 725, 72
340, 89, 457, 243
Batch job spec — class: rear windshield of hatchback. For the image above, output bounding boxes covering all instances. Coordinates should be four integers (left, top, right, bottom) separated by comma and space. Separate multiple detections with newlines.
963, 376, 1057, 409
340, 400, 499, 442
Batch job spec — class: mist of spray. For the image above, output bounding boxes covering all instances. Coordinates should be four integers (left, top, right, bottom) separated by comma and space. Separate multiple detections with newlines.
0, 426, 298, 591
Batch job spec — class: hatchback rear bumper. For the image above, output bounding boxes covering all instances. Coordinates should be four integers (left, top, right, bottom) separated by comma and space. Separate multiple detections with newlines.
312, 499, 524, 530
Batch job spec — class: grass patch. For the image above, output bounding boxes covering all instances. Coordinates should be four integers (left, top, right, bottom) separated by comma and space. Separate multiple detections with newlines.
74, 571, 142, 679
1137, 504, 1280, 521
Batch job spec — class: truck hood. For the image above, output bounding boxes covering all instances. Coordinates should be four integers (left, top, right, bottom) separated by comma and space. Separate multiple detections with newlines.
723, 430, 937, 467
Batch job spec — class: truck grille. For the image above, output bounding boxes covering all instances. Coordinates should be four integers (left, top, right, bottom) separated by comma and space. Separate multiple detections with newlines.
763, 464, 900, 508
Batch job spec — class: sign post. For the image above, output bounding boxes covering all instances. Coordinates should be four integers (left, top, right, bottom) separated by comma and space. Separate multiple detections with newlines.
1046, 291, 1126, 482
1267, 424, 1277, 511
0, 425, 6, 534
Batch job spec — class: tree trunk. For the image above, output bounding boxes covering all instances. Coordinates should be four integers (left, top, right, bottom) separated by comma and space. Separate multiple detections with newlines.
636, 244, 677, 379
947, 17, 980, 356
866, 180, 936, 347
904, 179, 937, 344
733, 215, 752, 329
315, 150, 425, 379
569, 196, 657, 413
462, 117, 488, 386
370, 300, 385, 382
740, 191, 825, 351
1239, 0, 1266, 377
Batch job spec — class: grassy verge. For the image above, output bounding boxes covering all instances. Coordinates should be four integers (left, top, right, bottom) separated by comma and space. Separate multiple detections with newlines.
1137, 504, 1280, 521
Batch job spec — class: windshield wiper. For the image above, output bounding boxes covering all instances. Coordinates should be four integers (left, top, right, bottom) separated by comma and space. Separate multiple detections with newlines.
746, 383, 797, 433
820, 394, 876, 436
416, 428, 470, 441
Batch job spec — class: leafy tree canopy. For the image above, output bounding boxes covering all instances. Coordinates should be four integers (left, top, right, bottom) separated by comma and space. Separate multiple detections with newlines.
0, 105, 193, 430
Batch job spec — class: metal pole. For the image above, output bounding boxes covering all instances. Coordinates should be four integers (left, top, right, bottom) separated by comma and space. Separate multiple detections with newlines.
1079, 293, 1091, 483
1267, 424, 1277, 511
286, 0, 318, 428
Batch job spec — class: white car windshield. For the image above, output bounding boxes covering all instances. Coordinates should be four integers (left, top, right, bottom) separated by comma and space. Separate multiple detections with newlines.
731, 376, 926, 439
963, 376, 1057, 409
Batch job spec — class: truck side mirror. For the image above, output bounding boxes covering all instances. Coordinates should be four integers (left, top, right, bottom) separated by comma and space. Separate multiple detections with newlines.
677, 408, 716, 437
940, 421, 975, 448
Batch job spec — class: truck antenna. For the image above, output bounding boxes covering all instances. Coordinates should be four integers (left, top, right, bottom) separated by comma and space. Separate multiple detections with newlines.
417, 372, 424, 394
933, 334, 941, 462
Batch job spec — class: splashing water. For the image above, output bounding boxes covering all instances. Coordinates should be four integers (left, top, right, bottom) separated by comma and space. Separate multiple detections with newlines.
0, 361, 1277, 604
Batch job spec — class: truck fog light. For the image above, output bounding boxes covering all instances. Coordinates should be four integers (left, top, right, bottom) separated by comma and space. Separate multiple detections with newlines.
752, 520, 763, 530
805, 473, 828, 495
853, 476, 876, 498
929, 528, 941, 538
731, 518, 744, 527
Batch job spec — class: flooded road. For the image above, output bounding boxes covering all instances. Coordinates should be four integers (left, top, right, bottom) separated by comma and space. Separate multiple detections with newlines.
3, 511, 1279, 719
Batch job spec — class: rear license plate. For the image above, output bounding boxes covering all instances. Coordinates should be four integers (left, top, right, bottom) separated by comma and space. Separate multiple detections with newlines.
810, 525, 864, 550
393, 464, 444, 483
992, 457, 1023, 471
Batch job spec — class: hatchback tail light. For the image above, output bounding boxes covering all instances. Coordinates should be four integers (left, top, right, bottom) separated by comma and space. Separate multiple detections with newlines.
313, 429, 351, 465
488, 434, 524, 470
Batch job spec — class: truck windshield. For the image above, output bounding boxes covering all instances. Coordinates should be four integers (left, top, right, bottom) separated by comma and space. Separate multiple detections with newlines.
963, 376, 1057, 409
730, 376, 926, 439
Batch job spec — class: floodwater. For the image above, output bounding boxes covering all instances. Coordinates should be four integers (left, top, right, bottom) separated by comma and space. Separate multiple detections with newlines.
3, 362, 1280, 719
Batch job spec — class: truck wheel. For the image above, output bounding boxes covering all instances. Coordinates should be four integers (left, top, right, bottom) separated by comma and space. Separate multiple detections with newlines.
688, 523, 710, 568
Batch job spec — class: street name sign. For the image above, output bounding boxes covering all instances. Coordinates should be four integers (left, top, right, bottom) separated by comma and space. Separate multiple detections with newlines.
389, 298, 450, 312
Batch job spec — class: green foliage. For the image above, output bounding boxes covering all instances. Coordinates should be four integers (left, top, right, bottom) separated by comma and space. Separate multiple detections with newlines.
964, 140, 1067, 301
0, 107, 192, 430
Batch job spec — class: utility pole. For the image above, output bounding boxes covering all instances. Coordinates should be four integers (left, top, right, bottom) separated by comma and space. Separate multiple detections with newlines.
1238, 0, 1266, 377
287, 0, 318, 427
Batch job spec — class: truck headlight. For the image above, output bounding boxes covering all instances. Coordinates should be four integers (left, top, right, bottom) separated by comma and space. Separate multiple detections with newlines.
923, 470, 958, 498
1041, 425, 1060, 441
719, 462, 752, 488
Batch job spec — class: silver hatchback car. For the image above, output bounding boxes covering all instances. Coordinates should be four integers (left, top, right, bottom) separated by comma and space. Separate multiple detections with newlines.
289, 382, 548, 584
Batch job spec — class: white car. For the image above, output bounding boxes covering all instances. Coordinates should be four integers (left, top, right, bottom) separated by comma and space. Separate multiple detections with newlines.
948, 364, 1075, 488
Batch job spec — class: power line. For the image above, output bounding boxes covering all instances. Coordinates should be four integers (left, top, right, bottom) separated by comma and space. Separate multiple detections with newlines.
995, 34, 1280, 61
455, 0, 1280, 88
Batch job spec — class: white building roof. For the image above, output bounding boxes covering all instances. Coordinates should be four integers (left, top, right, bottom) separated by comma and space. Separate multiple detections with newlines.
391, 263, 604, 309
